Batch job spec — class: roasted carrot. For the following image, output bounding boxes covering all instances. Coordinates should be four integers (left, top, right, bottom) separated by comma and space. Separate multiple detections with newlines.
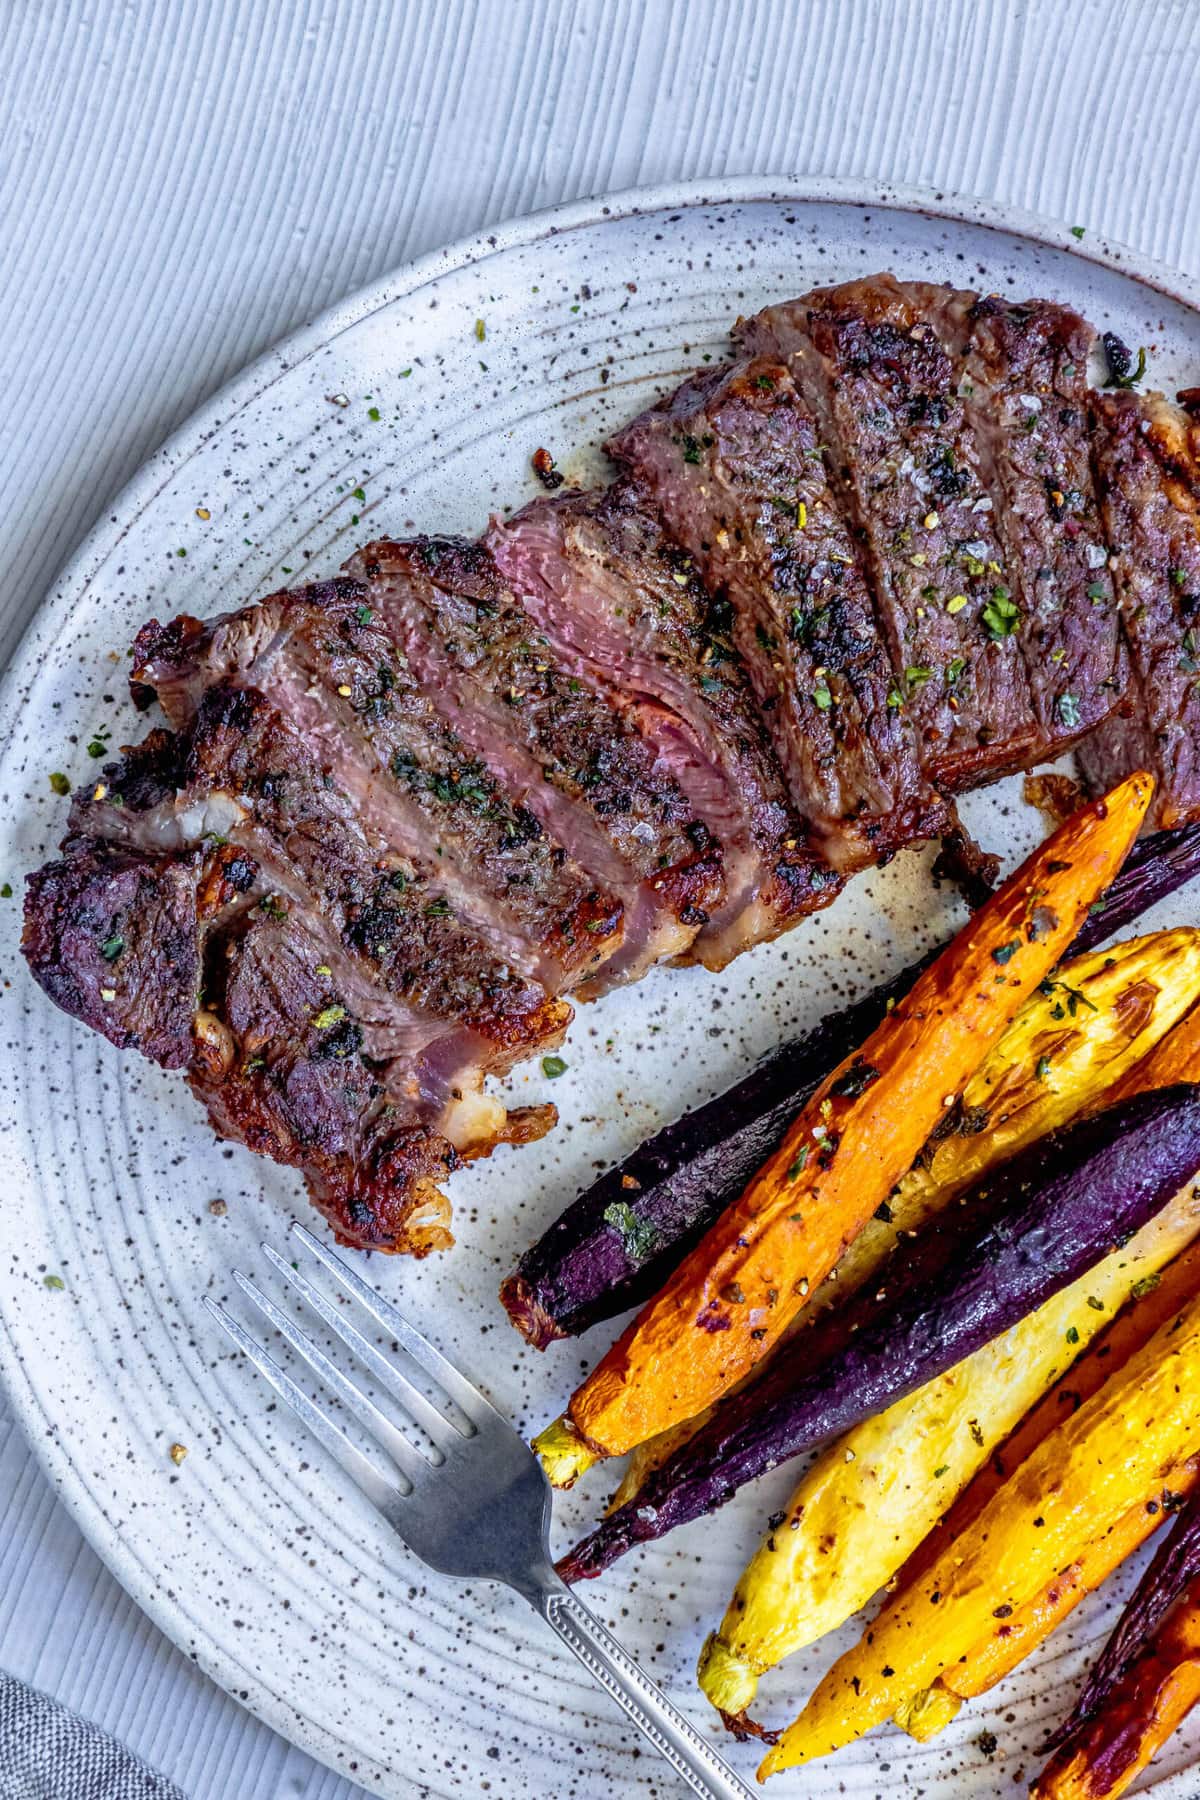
758, 1274, 1200, 1778
1034, 1576, 1200, 1798
535, 773, 1154, 1486
624, 928, 1200, 1522
698, 1202, 1200, 1730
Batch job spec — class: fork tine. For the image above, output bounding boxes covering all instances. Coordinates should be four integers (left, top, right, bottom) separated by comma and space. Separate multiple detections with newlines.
232, 1271, 438, 1489
290, 1222, 496, 1425
204, 1298, 400, 1512
261, 1243, 466, 1452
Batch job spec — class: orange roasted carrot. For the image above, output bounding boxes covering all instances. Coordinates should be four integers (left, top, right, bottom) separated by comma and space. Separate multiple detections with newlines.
536, 773, 1153, 1482
1033, 1576, 1200, 1798
893, 1234, 1200, 1599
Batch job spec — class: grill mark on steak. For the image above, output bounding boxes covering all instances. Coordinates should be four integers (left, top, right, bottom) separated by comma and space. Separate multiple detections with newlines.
607, 354, 945, 870
1078, 390, 1200, 829
740, 276, 1041, 792
935, 292, 1128, 747
341, 534, 725, 989
486, 481, 842, 967
134, 581, 624, 994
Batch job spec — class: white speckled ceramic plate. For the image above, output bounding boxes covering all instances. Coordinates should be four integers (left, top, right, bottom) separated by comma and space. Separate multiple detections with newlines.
5, 180, 1200, 1799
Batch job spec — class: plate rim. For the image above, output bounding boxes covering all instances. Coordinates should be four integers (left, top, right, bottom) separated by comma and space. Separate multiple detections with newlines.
4, 173, 1199, 1794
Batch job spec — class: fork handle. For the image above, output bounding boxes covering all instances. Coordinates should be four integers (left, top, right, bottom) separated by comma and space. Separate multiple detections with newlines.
531, 1578, 756, 1799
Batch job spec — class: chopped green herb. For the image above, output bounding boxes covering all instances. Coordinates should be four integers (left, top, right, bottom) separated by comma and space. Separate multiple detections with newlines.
43, 1274, 65, 1291
175, 547, 187, 558
1065, 1324, 1080, 1345
991, 939, 1021, 965
354, 605, 373, 625
352, 486, 366, 503
1057, 692, 1082, 728
1086, 1295, 1105, 1311
1130, 1271, 1163, 1301
0, 884, 11, 899
541, 1054, 567, 1079
933, 1464, 950, 1479
312, 1004, 347, 1030
399, 367, 412, 378
100, 933, 124, 963
474, 318, 486, 341
811, 682, 832, 710
1035, 1055, 1051, 1081
423, 897, 451, 918
787, 1145, 810, 1181
1087, 582, 1106, 602
946, 657, 966, 685
49, 772, 70, 796
603, 1201, 656, 1261
982, 587, 1020, 639
1070, 225, 1086, 240
367, 405, 381, 422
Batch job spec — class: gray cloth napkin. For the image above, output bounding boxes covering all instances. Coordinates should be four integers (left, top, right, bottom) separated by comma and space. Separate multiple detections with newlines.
0, 1675, 186, 1800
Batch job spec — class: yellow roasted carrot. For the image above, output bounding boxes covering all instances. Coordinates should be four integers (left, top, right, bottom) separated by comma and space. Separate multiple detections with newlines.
536, 774, 1154, 1486
758, 1275, 1200, 1778
1033, 1576, 1200, 1798
699, 1186, 1200, 1725
624, 929, 1200, 1516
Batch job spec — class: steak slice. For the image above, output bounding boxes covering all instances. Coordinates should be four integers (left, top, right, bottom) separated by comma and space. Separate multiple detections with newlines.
27, 701, 566, 1253
341, 535, 724, 989
486, 482, 842, 966
937, 293, 1128, 746
133, 579, 623, 996
739, 275, 1041, 791
1078, 391, 1200, 829
607, 355, 944, 870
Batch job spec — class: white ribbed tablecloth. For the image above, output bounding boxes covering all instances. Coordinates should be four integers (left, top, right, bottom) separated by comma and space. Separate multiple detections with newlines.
3, 2, 1200, 1794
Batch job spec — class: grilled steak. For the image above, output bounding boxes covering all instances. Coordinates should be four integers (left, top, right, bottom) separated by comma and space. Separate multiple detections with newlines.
487, 481, 842, 966
1078, 391, 1200, 828
22, 271, 1197, 1256
740, 276, 1042, 791
133, 580, 624, 996
342, 534, 724, 988
607, 356, 945, 870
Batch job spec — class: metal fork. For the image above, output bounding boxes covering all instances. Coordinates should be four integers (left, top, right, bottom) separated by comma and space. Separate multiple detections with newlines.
205, 1221, 755, 1800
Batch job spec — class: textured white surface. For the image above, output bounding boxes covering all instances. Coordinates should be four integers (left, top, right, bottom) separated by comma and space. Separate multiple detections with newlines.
2, 3, 1200, 1796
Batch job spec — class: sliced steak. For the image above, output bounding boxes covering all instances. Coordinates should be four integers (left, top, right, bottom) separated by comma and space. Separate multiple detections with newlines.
486, 482, 842, 966
341, 535, 724, 988
938, 293, 1127, 745
607, 355, 944, 870
28, 704, 566, 1253
1078, 391, 1200, 829
133, 580, 623, 995
740, 275, 1041, 791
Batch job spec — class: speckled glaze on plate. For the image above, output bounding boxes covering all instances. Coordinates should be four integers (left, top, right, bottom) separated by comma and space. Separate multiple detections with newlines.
3, 180, 1200, 1799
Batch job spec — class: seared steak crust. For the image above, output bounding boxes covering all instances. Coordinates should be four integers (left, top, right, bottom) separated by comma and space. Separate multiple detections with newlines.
608, 355, 944, 869
740, 276, 1040, 791
1079, 391, 1200, 828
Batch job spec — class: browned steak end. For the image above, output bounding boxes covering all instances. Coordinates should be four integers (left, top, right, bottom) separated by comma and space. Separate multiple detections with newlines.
1079, 391, 1200, 829
608, 355, 945, 870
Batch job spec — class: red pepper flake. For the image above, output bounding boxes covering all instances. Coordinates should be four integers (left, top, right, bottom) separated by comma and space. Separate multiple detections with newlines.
531, 447, 565, 490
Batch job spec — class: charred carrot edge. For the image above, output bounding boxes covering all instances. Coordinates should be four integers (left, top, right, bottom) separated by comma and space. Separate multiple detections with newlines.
536, 774, 1154, 1483
1033, 1576, 1200, 1799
